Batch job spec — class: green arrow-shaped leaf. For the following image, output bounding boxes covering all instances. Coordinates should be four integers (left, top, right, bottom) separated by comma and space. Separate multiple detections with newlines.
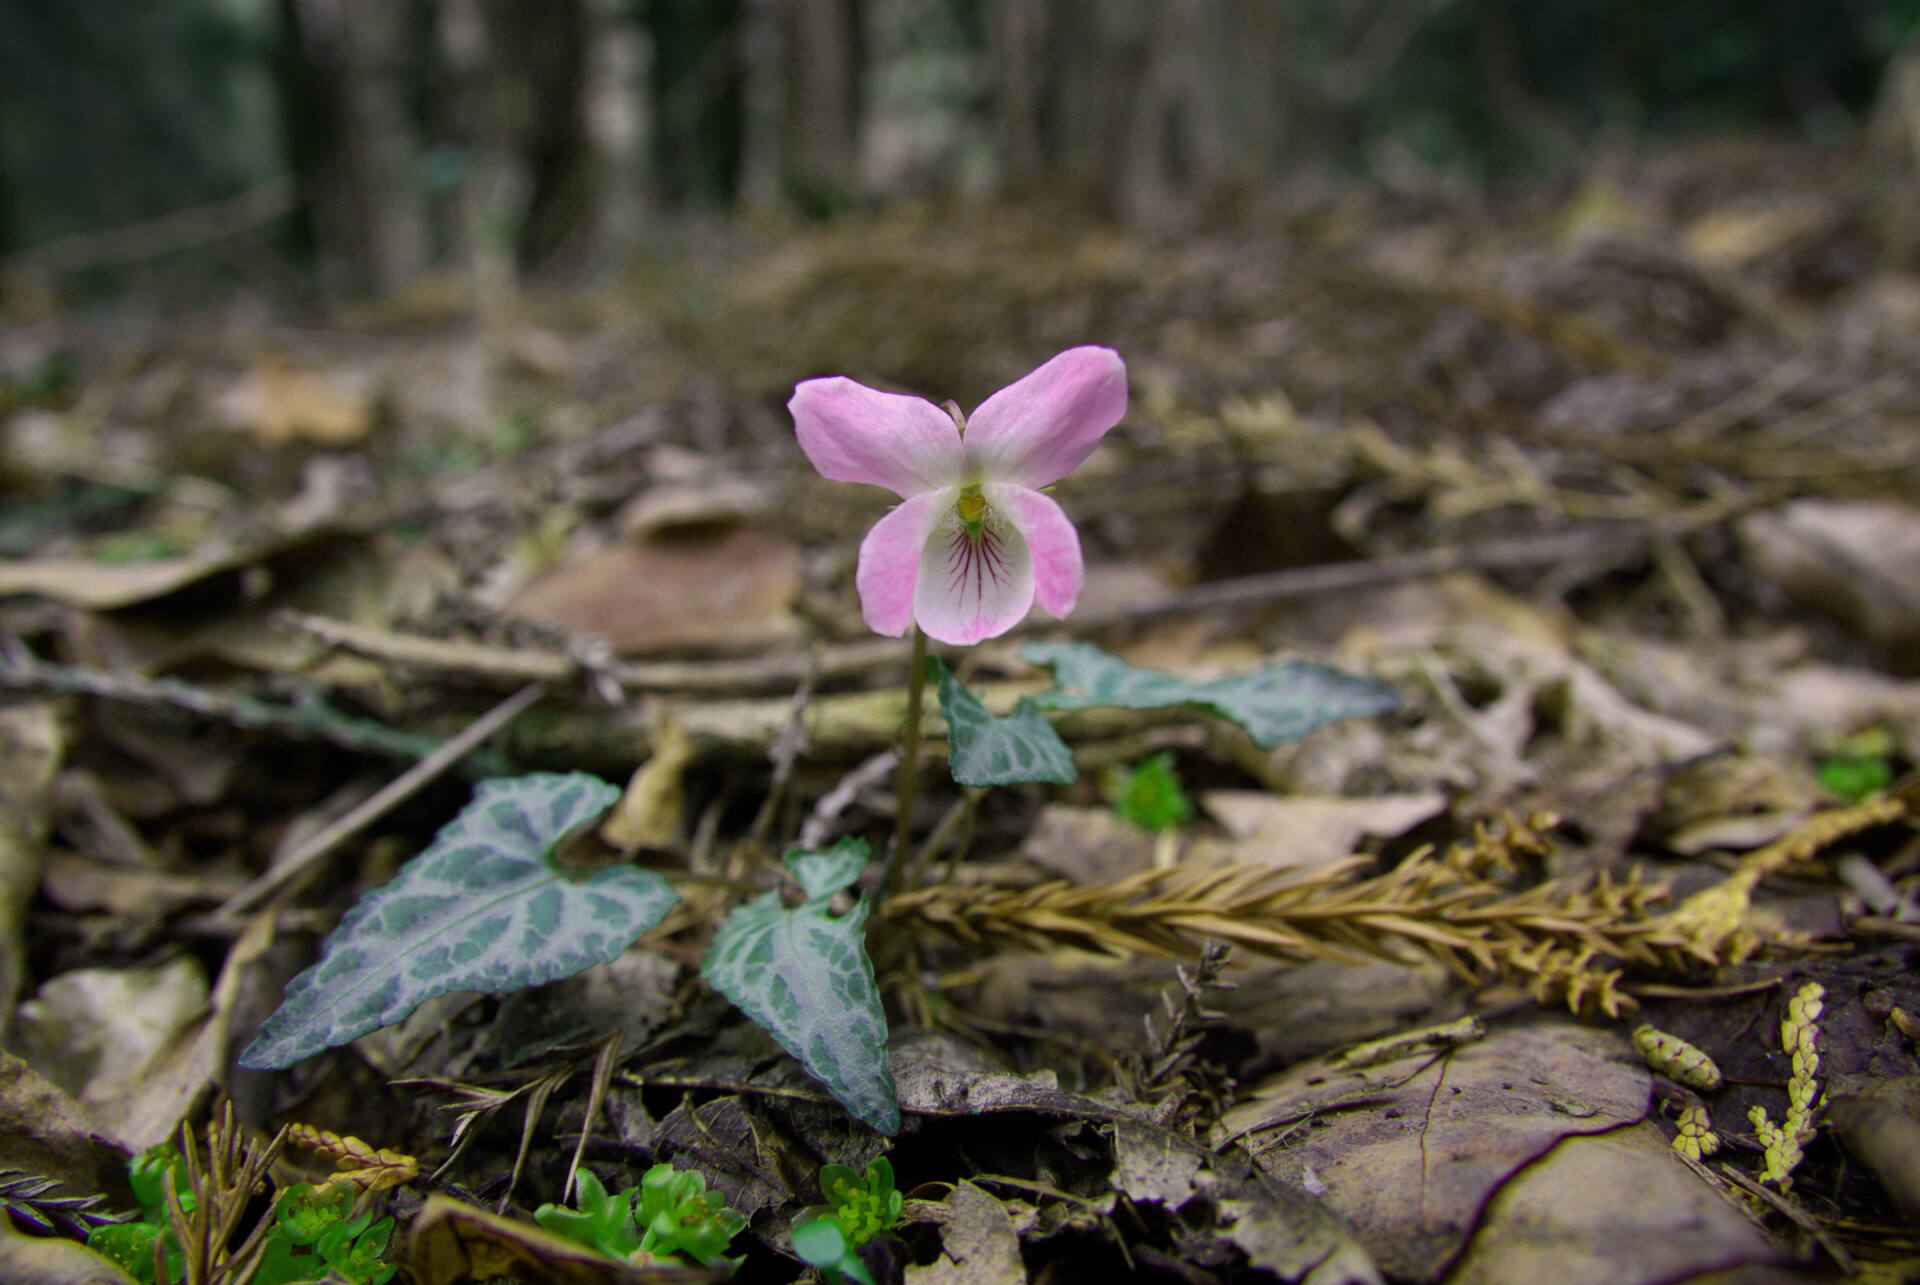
1023, 641, 1399, 748
931, 655, 1077, 787
240, 773, 677, 1070
701, 838, 899, 1134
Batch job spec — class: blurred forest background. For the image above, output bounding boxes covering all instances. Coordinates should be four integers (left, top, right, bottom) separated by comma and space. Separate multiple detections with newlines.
3, 0, 1919, 304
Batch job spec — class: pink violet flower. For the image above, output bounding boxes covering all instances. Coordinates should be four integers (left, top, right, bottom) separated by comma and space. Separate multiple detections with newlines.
790, 346, 1128, 646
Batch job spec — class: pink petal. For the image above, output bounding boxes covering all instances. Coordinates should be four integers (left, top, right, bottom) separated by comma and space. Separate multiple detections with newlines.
962, 346, 1127, 489
985, 483, 1083, 618
913, 509, 1036, 646
855, 487, 957, 636
791, 377, 966, 498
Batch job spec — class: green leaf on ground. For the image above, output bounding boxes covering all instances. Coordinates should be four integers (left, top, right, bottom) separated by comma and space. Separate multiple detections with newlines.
240, 773, 677, 1070
930, 655, 1077, 787
701, 838, 900, 1134
1023, 641, 1399, 748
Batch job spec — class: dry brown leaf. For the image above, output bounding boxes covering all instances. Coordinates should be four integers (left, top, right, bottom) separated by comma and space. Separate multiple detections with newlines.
1683, 199, 1830, 268
1447, 1122, 1786, 1284
893, 1034, 1135, 1125
37, 854, 239, 918
0, 1220, 138, 1285
0, 1051, 129, 1205
601, 719, 694, 852
1740, 500, 1920, 674
0, 527, 346, 612
507, 526, 801, 655
906, 1182, 1025, 1285
13, 958, 210, 1106
1018, 805, 1156, 884
0, 702, 62, 1035
215, 354, 373, 447
1825, 1076, 1920, 1222
1202, 791, 1449, 872
1215, 1020, 1651, 1282
1110, 1118, 1382, 1284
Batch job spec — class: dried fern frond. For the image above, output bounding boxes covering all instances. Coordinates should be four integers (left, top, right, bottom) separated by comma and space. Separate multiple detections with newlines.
284, 1124, 418, 1194
0, 1169, 118, 1239
1658, 794, 1909, 965
163, 1102, 290, 1285
1125, 939, 1236, 1131
882, 811, 1774, 1017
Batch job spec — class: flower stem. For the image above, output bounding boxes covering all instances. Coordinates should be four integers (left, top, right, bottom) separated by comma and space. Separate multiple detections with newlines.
880, 627, 928, 903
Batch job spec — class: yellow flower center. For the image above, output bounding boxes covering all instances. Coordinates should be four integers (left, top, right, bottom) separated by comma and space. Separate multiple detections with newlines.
955, 487, 987, 525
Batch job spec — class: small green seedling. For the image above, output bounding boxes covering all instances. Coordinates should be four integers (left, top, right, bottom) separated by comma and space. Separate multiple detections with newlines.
88, 1219, 178, 1285
256, 1183, 396, 1285
536, 1165, 746, 1270
1816, 728, 1895, 801
792, 1157, 902, 1285
1103, 751, 1192, 831
533, 1168, 642, 1262
816, 1157, 903, 1249
88, 1148, 394, 1285
88, 1145, 190, 1285
792, 1218, 876, 1285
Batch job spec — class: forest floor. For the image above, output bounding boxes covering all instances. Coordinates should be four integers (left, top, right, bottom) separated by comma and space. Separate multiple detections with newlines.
2, 134, 1919, 1285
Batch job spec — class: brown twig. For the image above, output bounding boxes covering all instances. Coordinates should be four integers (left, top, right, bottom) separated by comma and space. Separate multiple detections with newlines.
280, 519, 1683, 698
0, 179, 297, 280
212, 682, 544, 920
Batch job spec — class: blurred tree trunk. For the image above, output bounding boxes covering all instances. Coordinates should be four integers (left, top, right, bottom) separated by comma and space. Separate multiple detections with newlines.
780, 0, 860, 215
987, 0, 1048, 189
585, 0, 649, 249
278, 0, 431, 298
1471, 0, 1573, 157
478, 0, 597, 269
0, 93, 14, 257
1868, 23, 1920, 265
1119, 0, 1232, 230
1231, 0, 1290, 177
644, 0, 744, 207
434, 0, 514, 311
1281, 0, 1450, 168
1052, 0, 1150, 203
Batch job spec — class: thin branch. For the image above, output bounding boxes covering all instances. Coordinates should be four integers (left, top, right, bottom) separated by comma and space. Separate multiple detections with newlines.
213, 682, 545, 919
0, 179, 297, 280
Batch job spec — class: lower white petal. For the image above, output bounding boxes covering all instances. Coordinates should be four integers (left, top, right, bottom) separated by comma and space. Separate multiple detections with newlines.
912, 510, 1035, 645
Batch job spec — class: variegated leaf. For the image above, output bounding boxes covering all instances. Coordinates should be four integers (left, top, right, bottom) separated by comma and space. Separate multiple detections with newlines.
931, 655, 1076, 787
241, 773, 677, 1069
701, 839, 899, 1134
1024, 641, 1399, 748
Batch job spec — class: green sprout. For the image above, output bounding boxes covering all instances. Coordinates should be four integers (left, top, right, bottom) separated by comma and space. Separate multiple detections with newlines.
792, 1217, 877, 1285
792, 1157, 902, 1285
89, 1220, 179, 1285
816, 1157, 903, 1249
89, 1149, 393, 1285
1815, 728, 1895, 801
535, 1164, 745, 1271
88, 1145, 189, 1285
128, 1145, 193, 1220
256, 1183, 396, 1285
1103, 751, 1193, 832
533, 1168, 641, 1262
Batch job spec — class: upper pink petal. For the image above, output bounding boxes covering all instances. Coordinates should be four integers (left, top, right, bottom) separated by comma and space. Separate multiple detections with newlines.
791, 377, 966, 497
913, 509, 1035, 646
962, 346, 1127, 489
855, 487, 956, 636
984, 483, 1083, 619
